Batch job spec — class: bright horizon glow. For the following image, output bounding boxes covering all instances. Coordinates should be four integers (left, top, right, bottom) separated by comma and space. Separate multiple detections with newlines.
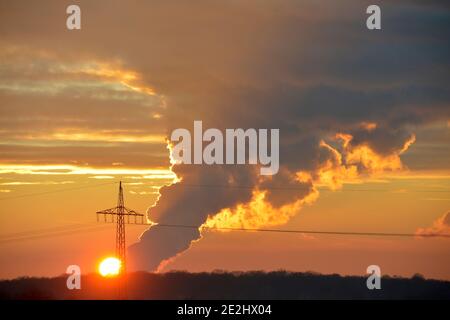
0, 163, 176, 178
98, 257, 122, 277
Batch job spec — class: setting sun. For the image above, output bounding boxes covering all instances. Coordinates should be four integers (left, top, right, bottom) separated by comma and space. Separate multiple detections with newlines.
98, 257, 122, 277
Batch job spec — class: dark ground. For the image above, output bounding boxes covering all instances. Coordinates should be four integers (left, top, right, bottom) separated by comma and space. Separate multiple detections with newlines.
1, 271, 449, 300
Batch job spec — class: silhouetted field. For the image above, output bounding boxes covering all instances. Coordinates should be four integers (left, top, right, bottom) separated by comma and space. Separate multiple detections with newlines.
1, 271, 449, 300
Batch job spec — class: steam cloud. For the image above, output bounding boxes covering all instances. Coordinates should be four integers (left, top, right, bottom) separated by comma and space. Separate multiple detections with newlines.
127, 1, 449, 271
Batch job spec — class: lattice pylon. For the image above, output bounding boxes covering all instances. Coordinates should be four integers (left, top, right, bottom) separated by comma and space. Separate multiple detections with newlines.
115, 181, 126, 272
96, 181, 145, 274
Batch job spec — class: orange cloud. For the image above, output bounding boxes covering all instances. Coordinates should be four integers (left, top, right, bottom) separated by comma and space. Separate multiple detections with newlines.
74, 61, 158, 96
199, 130, 416, 233
0, 164, 176, 179
299, 132, 416, 191
313, 139, 360, 190
336, 132, 416, 173
15, 130, 166, 144
201, 188, 319, 230
416, 212, 450, 237
359, 121, 377, 131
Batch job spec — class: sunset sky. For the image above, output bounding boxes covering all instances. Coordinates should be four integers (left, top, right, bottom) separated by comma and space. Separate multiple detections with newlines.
0, 0, 449, 280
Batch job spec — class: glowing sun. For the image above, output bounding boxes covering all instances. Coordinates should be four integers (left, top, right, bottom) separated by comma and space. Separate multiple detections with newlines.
98, 257, 122, 277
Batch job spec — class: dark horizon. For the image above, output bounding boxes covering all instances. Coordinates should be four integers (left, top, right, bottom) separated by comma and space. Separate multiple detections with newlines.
2, 270, 450, 300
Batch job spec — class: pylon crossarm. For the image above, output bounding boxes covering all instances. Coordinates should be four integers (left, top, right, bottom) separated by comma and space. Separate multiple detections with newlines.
123, 207, 144, 216
97, 212, 144, 216
96, 206, 119, 214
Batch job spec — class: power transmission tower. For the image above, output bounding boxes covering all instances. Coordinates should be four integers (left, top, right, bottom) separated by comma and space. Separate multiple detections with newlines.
96, 181, 145, 273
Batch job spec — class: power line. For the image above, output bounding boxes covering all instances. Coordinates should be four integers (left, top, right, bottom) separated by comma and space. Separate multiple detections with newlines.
151, 223, 450, 238
0, 224, 111, 245
0, 180, 448, 244
123, 221, 450, 239
1, 220, 448, 245
0, 223, 90, 239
